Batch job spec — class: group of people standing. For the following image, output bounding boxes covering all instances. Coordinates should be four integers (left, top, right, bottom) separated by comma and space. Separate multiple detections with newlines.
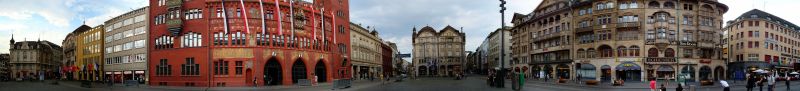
745, 72, 792, 91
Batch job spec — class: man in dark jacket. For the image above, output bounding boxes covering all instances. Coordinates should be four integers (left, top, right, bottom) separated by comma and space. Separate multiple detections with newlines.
747, 74, 756, 91
676, 84, 683, 91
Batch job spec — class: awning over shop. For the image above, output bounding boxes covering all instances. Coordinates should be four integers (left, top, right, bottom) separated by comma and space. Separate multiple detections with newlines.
601, 65, 611, 69
657, 65, 674, 72
616, 63, 641, 71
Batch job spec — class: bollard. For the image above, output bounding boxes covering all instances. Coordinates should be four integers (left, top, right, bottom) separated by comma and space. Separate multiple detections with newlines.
689, 85, 695, 91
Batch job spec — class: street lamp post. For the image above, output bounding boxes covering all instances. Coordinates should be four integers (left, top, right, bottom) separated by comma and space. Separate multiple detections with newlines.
497, 0, 507, 88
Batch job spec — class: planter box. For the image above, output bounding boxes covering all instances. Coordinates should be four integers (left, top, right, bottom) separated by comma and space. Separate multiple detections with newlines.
585, 80, 599, 85
700, 80, 714, 86
558, 79, 567, 83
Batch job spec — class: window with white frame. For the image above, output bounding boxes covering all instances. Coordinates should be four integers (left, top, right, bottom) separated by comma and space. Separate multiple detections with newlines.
185, 9, 203, 20
135, 15, 146, 23
135, 39, 145, 48
156, 36, 174, 49
135, 27, 146, 35
182, 32, 202, 48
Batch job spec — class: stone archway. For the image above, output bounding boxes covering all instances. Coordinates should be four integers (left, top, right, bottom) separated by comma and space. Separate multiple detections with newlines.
264, 58, 283, 86
714, 66, 725, 81
314, 60, 328, 82
291, 59, 308, 84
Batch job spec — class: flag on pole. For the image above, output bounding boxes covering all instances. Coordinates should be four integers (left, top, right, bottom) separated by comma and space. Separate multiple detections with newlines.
258, 0, 266, 34
331, 12, 336, 44
289, 0, 295, 39
239, 0, 250, 33
275, 0, 282, 35
222, 0, 230, 34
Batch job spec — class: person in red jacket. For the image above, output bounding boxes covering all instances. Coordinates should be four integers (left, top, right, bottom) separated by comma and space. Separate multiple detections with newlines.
650, 79, 656, 91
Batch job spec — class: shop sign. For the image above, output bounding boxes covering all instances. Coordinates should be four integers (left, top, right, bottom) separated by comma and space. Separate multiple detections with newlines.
699, 60, 711, 64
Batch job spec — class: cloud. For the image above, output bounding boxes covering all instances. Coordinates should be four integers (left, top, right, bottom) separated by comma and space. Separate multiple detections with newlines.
351, 0, 537, 63
720, 0, 800, 26
0, 0, 147, 53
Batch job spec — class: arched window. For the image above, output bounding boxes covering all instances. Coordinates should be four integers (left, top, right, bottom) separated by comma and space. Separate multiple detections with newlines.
599, 45, 613, 57
577, 49, 585, 58
665, 48, 675, 57
702, 4, 714, 12
630, 46, 640, 56
648, 1, 660, 8
663, 2, 675, 9
648, 48, 659, 57
618, 46, 627, 57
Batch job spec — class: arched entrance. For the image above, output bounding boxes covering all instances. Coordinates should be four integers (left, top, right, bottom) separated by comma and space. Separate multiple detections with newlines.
714, 66, 725, 81
616, 62, 641, 82
264, 58, 283, 86
291, 59, 308, 84
601, 65, 611, 82
681, 65, 695, 82
314, 60, 328, 82
418, 66, 428, 76
699, 66, 711, 80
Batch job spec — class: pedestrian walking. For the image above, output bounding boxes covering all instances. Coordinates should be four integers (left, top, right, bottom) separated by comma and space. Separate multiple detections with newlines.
313, 74, 318, 86
786, 76, 791, 91
720, 80, 730, 91
747, 74, 756, 91
650, 79, 657, 91
253, 77, 258, 87
676, 84, 683, 91
758, 75, 764, 91
660, 84, 666, 91
767, 73, 775, 91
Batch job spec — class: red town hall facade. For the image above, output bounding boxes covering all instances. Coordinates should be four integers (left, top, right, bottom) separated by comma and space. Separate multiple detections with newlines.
148, 0, 350, 86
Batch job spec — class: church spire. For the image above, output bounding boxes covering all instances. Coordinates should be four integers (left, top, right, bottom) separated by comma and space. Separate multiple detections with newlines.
412, 26, 417, 33
9, 34, 14, 45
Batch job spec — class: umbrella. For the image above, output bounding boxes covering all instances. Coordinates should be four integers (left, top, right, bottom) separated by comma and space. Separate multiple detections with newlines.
791, 72, 799, 75
753, 69, 766, 73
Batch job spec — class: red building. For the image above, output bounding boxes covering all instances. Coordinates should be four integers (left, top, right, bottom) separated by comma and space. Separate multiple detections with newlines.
381, 43, 393, 77
148, 0, 350, 87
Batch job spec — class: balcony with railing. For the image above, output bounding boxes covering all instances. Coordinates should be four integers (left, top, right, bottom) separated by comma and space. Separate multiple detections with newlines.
167, 0, 183, 7
646, 38, 674, 45
576, 26, 593, 33
533, 31, 564, 41
616, 22, 641, 28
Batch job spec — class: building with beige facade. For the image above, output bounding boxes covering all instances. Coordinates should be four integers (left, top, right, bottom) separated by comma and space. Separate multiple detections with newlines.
103, 7, 148, 84
724, 9, 800, 80
350, 22, 383, 79
412, 25, 465, 77
487, 27, 512, 71
9, 37, 63, 80
510, 0, 729, 82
